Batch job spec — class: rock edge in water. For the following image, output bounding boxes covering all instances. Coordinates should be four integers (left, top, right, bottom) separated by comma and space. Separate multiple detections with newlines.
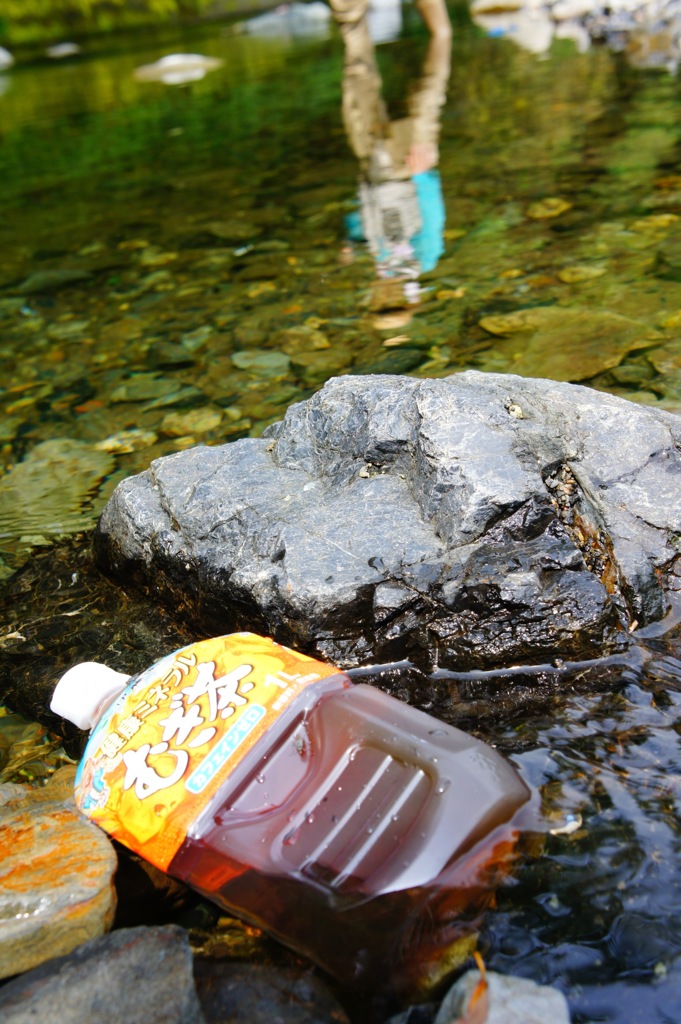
94, 371, 681, 672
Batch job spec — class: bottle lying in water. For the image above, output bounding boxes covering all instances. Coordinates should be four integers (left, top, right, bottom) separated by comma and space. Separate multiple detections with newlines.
51, 633, 531, 997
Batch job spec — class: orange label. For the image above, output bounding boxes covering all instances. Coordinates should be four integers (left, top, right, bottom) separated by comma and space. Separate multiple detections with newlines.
75, 633, 342, 869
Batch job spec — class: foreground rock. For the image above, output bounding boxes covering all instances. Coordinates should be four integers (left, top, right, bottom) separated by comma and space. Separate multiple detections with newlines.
95, 372, 681, 673
0, 767, 117, 980
0, 925, 204, 1024
435, 968, 570, 1024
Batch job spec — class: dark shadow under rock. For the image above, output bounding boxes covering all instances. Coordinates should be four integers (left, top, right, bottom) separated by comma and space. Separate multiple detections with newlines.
0, 534, 194, 736
193, 960, 350, 1024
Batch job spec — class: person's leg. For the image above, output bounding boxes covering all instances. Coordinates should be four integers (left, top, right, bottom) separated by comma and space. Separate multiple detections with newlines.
329, 0, 369, 18
329, 0, 375, 62
330, 0, 388, 162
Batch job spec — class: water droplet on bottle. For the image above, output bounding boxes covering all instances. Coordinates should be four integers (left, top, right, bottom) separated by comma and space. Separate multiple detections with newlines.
256, 774, 265, 784
431, 756, 439, 764
331, 815, 338, 824
284, 828, 300, 847
436, 779, 451, 794
306, 812, 315, 825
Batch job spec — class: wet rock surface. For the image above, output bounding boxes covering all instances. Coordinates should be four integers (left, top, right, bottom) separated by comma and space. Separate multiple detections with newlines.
0, 925, 204, 1024
434, 967, 570, 1024
96, 372, 681, 672
0, 766, 117, 980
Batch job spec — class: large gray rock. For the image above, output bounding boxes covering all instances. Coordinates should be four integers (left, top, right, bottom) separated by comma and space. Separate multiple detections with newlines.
94, 372, 681, 672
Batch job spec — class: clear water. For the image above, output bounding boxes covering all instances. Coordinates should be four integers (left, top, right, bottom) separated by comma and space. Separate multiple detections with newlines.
3, 5, 681, 1021
3, 5, 681, 573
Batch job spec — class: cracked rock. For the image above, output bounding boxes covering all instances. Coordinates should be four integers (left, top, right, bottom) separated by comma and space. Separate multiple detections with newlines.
94, 372, 681, 672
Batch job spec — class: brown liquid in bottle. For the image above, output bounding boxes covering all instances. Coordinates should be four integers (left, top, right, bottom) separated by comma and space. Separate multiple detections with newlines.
170, 677, 531, 996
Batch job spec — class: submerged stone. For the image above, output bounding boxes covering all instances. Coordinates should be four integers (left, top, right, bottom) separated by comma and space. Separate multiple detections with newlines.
231, 349, 290, 376
110, 373, 181, 403
161, 407, 223, 437
648, 339, 681, 374
0, 438, 114, 543
205, 218, 260, 242
94, 372, 681, 673
557, 264, 607, 283
478, 306, 661, 381
525, 197, 573, 220
289, 346, 353, 383
96, 429, 158, 454
12, 269, 91, 294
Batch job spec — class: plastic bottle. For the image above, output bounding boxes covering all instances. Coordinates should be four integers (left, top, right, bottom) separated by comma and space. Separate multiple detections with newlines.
51, 632, 531, 997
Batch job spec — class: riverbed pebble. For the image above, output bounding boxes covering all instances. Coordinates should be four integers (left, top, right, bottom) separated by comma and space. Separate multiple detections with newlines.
434, 968, 571, 1024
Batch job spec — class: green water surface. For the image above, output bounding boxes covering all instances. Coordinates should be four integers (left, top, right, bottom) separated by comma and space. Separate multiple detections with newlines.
3, 5, 681, 575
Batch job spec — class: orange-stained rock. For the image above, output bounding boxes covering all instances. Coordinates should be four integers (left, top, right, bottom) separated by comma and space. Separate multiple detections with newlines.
0, 767, 117, 979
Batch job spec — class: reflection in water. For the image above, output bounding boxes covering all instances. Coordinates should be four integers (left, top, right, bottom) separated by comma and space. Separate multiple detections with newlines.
332, 0, 451, 308
471, 0, 681, 68
134, 53, 224, 85
241, 1, 332, 39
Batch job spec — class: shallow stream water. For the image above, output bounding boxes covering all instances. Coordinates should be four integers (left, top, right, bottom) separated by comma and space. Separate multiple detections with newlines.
3, 4, 681, 1021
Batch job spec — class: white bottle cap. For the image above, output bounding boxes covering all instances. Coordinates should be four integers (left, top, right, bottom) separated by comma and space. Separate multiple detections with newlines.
50, 662, 132, 730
